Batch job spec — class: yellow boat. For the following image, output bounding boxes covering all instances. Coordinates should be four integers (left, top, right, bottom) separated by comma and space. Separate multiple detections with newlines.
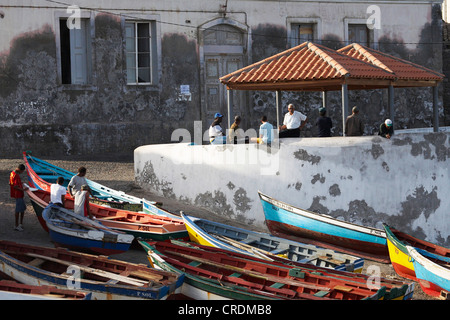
383, 223, 450, 282
384, 224, 416, 280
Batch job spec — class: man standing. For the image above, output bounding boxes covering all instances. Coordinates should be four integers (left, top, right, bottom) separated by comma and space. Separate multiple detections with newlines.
315, 108, 332, 137
50, 177, 66, 207
278, 104, 308, 138
67, 166, 89, 197
9, 164, 28, 231
344, 106, 364, 136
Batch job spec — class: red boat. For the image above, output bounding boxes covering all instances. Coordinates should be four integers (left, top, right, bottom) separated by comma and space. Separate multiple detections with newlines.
26, 188, 188, 241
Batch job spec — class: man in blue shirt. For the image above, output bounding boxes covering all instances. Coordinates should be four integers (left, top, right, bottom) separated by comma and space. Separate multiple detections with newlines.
258, 115, 274, 144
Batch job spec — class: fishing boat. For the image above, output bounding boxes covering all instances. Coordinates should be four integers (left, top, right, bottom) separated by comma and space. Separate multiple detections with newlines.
258, 191, 389, 263
0, 280, 91, 300
140, 240, 414, 300
407, 245, 450, 298
23, 152, 144, 211
23, 151, 174, 217
26, 188, 188, 241
383, 224, 450, 293
0, 240, 184, 300
42, 204, 134, 255
182, 213, 364, 273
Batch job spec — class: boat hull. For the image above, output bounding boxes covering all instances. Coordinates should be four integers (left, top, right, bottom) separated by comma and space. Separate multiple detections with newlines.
259, 191, 389, 263
47, 229, 131, 256
384, 225, 416, 280
407, 246, 450, 298
27, 188, 188, 241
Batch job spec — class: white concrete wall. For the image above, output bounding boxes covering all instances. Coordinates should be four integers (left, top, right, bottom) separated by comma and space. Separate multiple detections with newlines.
135, 132, 450, 246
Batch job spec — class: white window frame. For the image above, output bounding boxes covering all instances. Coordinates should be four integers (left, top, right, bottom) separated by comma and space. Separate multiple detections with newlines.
125, 21, 152, 85
344, 18, 378, 49
54, 10, 94, 87
287, 17, 322, 47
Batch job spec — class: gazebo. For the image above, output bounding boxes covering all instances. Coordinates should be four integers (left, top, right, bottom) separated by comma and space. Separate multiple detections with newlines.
219, 42, 444, 134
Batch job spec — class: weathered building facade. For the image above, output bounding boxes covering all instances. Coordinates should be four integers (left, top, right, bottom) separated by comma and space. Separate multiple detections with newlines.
0, 0, 446, 156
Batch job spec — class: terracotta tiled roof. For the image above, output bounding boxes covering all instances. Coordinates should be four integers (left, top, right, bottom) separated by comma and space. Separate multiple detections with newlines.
338, 43, 444, 81
220, 42, 443, 91
220, 42, 396, 90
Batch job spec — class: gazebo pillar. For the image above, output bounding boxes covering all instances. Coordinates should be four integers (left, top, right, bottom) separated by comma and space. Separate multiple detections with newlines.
276, 90, 282, 129
433, 85, 439, 132
341, 84, 349, 136
322, 91, 327, 109
388, 85, 395, 125
227, 89, 233, 129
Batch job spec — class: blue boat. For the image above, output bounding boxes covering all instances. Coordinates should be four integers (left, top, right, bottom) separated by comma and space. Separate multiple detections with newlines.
407, 245, 450, 298
258, 191, 389, 263
42, 204, 134, 256
182, 213, 365, 273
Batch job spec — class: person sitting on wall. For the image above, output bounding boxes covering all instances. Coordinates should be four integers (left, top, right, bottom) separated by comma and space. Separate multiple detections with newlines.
251, 115, 274, 145
278, 103, 307, 138
228, 115, 249, 144
209, 113, 227, 144
379, 119, 394, 139
315, 108, 332, 137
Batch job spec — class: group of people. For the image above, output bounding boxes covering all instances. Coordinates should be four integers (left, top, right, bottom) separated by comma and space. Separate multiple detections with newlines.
343, 106, 393, 138
208, 104, 309, 145
209, 103, 394, 144
209, 112, 275, 145
9, 165, 93, 231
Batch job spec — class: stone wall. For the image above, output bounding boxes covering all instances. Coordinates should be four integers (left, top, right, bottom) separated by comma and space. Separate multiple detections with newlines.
135, 132, 450, 247
0, 2, 445, 157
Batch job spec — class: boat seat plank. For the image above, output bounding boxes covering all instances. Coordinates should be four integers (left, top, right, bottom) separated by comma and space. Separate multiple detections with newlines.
241, 239, 257, 245
188, 261, 202, 268
270, 282, 285, 289
28, 258, 46, 267
269, 248, 288, 255
314, 290, 330, 297
334, 285, 353, 292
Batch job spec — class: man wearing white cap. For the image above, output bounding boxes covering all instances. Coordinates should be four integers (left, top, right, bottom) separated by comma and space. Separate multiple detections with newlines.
379, 119, 394, 139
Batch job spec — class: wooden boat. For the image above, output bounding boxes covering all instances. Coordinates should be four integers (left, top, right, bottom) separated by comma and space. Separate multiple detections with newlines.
258, 191, 389, 263
383, 224, 450, 293
0, 280, 91, 300
181, 213, 365, 273
23, 151, 173, 216
140, 240, 414, 300
0, 240, 184, 300
23, 152, 143, 211
407, 245, 450, 298
42, 204, 134, 255
26, 188, 189, 241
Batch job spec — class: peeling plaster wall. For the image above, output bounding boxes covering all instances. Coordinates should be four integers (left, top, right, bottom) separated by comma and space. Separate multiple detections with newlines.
135, 132, 450, 246
0, 1, 445, 157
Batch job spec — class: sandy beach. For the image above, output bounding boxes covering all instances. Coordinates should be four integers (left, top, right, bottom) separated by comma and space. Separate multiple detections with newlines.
0, 155, 436, 300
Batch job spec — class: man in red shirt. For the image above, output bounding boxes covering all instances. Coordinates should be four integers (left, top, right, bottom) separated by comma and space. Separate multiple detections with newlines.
9, 164, 28, 231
